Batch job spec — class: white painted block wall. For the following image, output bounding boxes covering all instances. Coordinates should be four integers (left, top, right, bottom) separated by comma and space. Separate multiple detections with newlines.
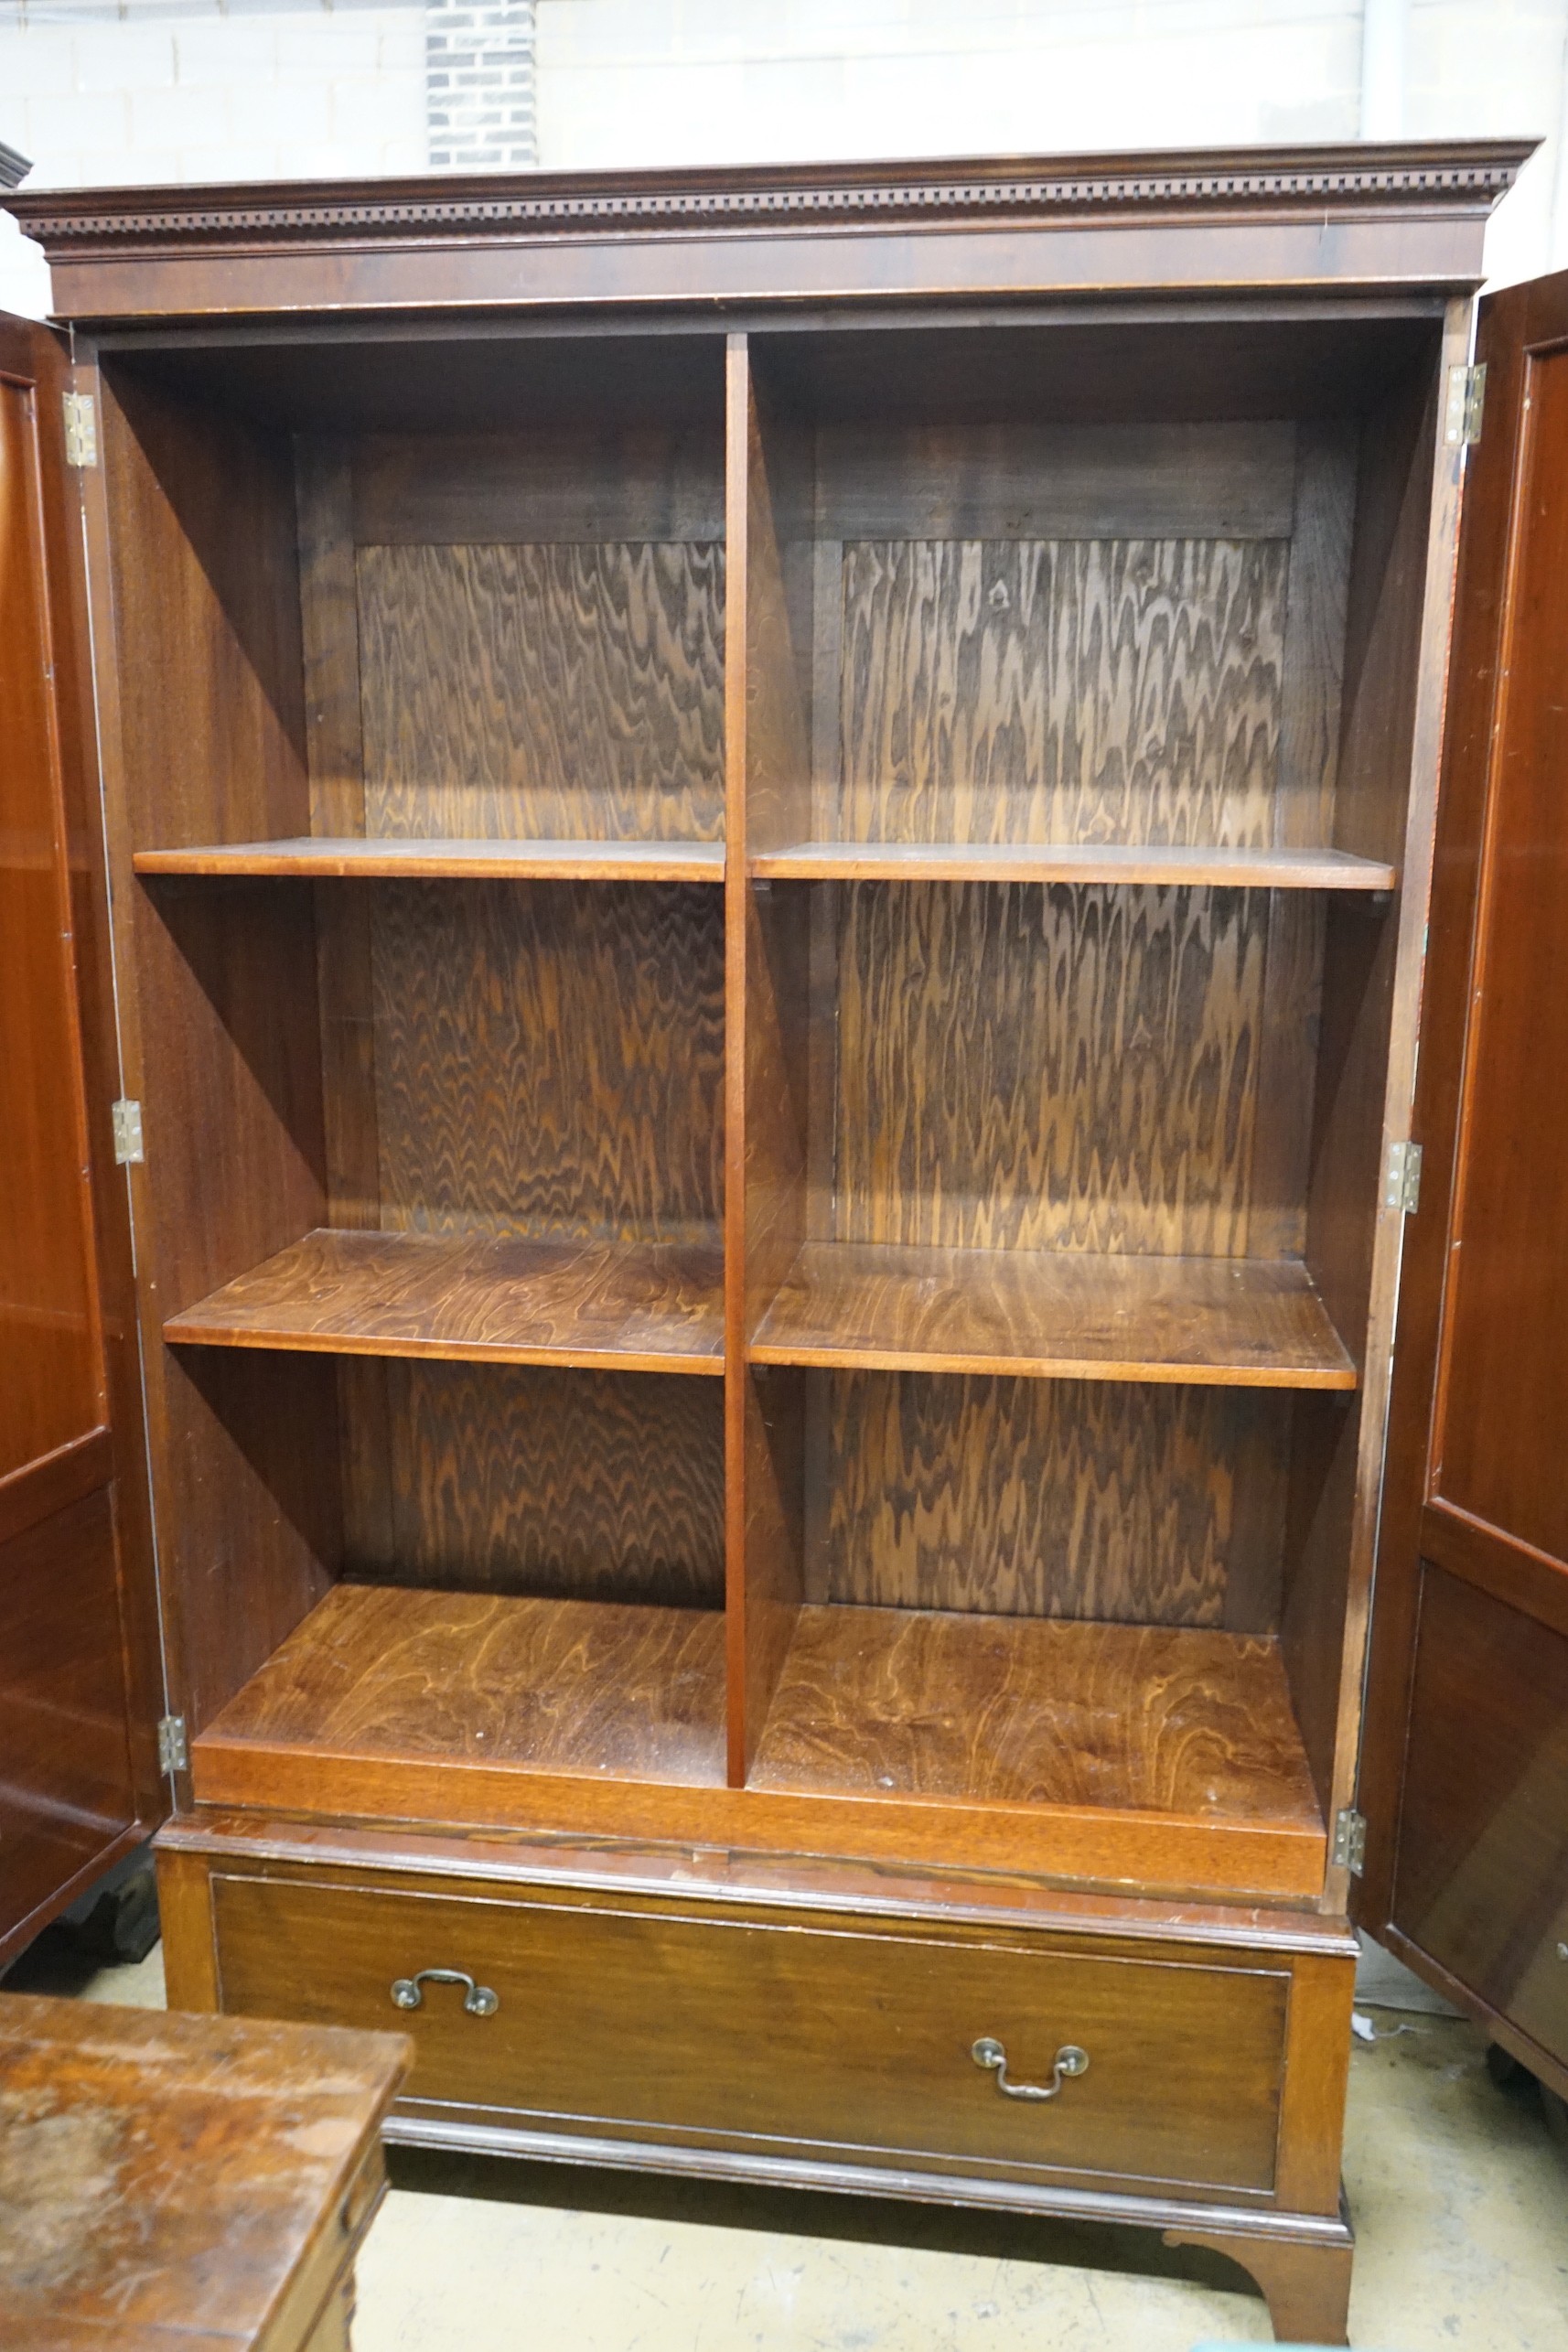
0, 5, 426, 313
3, 1, 1567, 317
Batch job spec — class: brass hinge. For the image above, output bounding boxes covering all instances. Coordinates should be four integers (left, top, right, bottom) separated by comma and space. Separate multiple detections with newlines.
156, 1714, 188, 1774
1385, 1139, 1423, 1215
1444, 362, 1487, 446
1332, 1808, 1368, 1874
62, 390, 98, 467
112, 1098, 144, 1165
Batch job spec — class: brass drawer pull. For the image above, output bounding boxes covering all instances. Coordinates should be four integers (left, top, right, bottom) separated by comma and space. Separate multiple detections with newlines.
972, 2036, 1088, 2100
391, 1968, 499, 2017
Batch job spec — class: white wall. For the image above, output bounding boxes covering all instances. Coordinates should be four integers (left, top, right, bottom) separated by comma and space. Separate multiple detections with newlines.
3, 0, 1567, 321
535, 0, 1568, 288
0, 4, 425, 314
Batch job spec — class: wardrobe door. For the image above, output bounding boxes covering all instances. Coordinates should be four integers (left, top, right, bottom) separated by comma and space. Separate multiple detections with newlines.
0, 309, 164, 1965
1360, 269, 1568, 2093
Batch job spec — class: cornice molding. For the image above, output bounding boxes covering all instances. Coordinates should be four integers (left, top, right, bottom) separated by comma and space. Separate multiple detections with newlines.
0, 141, 32, 194
8, 141, 1534, 256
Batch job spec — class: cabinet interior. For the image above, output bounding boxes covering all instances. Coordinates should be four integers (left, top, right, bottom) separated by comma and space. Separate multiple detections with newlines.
103, 307, 1444, 1895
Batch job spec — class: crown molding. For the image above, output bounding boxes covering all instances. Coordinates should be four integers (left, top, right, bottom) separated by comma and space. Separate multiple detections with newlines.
0, 141, 32, 194
7, 141, 1535, 258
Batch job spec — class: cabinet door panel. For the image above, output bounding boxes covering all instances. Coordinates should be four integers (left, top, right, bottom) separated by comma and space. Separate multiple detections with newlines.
0, 309, 162, 1960
1361, 273, 1568, 2089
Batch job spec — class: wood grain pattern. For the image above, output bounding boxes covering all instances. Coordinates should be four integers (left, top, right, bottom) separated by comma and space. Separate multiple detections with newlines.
136, 838, 725, 881
752, 1607, 1322, 1827
370, 878, 725, 1243
166, 1227, 724, 1373
358, 542, 725, 843
0, 1993, 404, 2352
206, 1865, 1292, 2198
832, 880, 1272, 1256
750, 1242, 1354, 1386
160, 1347, 339, 1735
1294, 333, 1462, 1847
351, 425, 725, 546
750, 841, 1394, 888
102, 370, 309, 854
99, 378, 328, 1742
199, 1583, 728, 1788
0, 1490, 139, 1943
1163, 2225, 1351, 2347
0, 371, 104, 1478
1391, 1565, 1568, 2073
815, 421, 1297, 542
838, 539, 1286, 848
810, 1372, 1289, 1629
295, 437, 364, 839
339, 1361, 725, 1607
725, 338, 811, 1781
1275, 422, 1355, 850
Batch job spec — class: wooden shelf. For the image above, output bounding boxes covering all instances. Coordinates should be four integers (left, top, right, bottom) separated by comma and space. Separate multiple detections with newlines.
133, 837, 725, 884
748, 1242, 1357, 1388
751, 1606, 1325, 1836
166, 1226, 725, 1374
190, 1584, 1325, 1899
748, 841, 1397, 889
195, 1583, 728, 1792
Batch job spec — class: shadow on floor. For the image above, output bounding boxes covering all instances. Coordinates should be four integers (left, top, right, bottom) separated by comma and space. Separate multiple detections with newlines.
386, 2143, 1259, 2303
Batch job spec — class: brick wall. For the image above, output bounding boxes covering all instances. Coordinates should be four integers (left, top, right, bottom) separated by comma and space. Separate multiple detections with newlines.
426, 0, 537, 169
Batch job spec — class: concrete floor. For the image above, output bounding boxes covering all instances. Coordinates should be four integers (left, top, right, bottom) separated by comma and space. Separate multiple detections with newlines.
7, 1936, 1564, 2350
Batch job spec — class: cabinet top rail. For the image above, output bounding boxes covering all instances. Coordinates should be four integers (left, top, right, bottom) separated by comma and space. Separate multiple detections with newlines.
9, 139, 1533, 324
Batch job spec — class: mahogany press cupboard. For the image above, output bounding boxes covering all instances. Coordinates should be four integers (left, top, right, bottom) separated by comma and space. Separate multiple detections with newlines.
4, 144, 1565, 2345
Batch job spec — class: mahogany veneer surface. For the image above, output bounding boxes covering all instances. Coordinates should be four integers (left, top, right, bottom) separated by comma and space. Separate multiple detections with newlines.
749, 1243, 1357, 1386
752, 1606, 1323, 1828
165, 1226, 725, 1372
198, 1583, 728, 1788
135, 837, 726, 882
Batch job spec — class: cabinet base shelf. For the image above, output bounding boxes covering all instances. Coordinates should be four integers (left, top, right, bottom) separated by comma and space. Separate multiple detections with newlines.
190, 1584, 1326, 1900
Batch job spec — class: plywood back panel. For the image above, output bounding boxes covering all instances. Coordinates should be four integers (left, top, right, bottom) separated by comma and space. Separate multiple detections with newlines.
810, 1370, 1288, 1631
815, 421, 1297, 542
352, 426, 726, 546
339, 1359, 724, 1608
364, 877, 724, 1242
357, 542, 725, 843
832, 878, 1281, 1256
837, 538, 1287, 847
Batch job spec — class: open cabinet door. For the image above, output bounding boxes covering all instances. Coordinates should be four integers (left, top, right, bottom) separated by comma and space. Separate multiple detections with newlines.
0, 306, 166, 1966
1359, 270, 1568, 2094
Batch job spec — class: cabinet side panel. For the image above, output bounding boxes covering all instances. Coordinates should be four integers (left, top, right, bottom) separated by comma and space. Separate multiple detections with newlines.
101, 368, 309, 849
1288, 325, 1461, 1842
93, 369, 334, 1738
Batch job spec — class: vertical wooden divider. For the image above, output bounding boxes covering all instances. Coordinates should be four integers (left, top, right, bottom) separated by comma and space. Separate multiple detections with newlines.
297, 436, 385, 1582
724, 336, 814, 1784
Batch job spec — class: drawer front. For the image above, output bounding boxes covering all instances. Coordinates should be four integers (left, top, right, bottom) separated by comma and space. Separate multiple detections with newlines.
211, 1870, 1289, 2194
